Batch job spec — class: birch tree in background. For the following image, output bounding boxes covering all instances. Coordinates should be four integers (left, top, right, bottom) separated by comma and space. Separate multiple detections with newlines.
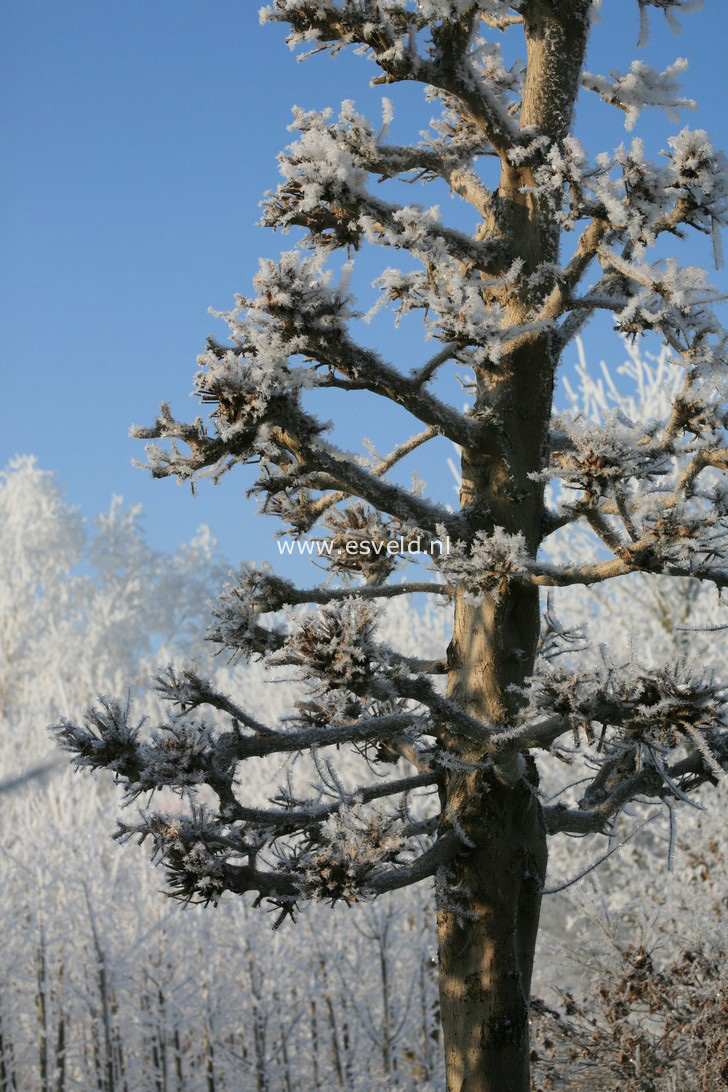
53, 2, 728, 1088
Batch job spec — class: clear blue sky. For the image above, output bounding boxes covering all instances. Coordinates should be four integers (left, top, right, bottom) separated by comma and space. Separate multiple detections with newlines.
2, 0, 727, 573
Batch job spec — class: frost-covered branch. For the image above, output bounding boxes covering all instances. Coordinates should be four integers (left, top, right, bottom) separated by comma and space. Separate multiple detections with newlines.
261, 1, 523, 155
581, 59, 695, 132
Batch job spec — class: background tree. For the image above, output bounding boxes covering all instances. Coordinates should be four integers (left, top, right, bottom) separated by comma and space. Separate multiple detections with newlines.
52, 2, 728, 1089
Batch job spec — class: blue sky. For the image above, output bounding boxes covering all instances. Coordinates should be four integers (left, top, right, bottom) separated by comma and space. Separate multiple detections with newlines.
3, 0, 727, 576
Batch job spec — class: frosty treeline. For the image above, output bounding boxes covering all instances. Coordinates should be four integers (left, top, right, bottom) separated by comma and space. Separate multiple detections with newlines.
52, 2, 728, 1089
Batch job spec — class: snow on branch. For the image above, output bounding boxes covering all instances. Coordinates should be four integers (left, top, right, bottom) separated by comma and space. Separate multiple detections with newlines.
636, 0, 703, 47
581, 59, 695, 131
539, 410, 671, 495
51, 667, 452, 914
433, 524, 530, 602
260, 1, 525, 156
519, 655, 728, 835
263, 103, 506, 269
522, 134, 728, 285
595, 251, 728, 369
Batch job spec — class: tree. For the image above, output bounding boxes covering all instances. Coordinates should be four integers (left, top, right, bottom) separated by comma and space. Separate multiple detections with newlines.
52, 3, 728, 1089
0, 456, 223, 734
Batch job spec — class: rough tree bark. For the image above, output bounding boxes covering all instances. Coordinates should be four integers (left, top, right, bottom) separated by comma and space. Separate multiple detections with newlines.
438, 5, 590, 1088
437, 774, 546, 1091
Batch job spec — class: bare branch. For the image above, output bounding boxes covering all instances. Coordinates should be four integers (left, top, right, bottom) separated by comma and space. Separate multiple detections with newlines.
543, 750, 721, 836
225, 772, 439, 832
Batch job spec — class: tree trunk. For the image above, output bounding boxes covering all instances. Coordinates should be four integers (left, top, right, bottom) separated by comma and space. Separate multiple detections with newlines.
436, 5, 592, 1081
437, 315, 550, 1088
437, 769, 546, 1092
436, 316, 552, 1091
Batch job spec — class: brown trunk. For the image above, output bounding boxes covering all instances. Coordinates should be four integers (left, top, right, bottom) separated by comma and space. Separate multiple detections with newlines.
437, 302, 552, 1091
437, 5, 591, 1084
436, 299, 551, 1086
438, 770, 546, 1092
439, 517, 549, 1091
